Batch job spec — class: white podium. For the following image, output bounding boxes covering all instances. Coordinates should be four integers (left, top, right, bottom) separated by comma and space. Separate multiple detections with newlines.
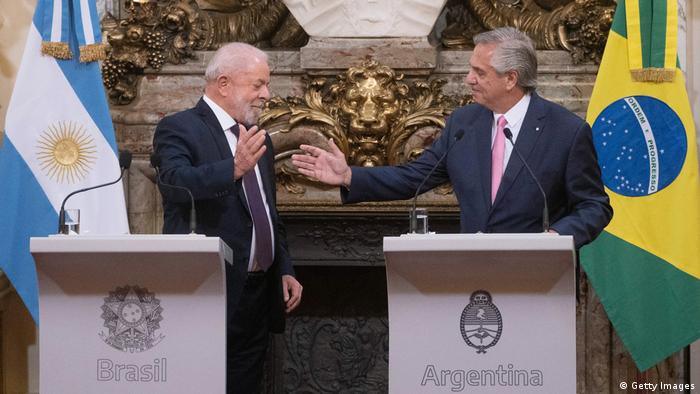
384, 233, 576, 393
30, 235, 231, 394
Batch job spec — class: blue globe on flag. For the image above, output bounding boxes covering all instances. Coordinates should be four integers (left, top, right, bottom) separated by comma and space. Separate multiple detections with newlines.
591, 95, 687, 197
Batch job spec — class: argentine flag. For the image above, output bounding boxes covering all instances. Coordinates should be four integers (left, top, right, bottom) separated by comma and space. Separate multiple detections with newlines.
0, 0, 129, 322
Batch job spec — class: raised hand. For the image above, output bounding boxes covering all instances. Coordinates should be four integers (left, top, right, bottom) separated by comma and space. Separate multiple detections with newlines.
234, 124, 267, 180
292, 138, 352, 186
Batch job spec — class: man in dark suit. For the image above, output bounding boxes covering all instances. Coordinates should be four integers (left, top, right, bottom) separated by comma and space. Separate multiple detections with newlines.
153, 42, 302, 393
292, 27, 612, 248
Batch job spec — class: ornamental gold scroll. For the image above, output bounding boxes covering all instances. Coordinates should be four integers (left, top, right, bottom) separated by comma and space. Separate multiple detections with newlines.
441, 0, 615, 63
259, 60, 471, 194
101, 0, 306, 104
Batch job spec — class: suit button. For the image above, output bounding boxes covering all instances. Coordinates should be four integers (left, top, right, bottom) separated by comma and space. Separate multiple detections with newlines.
247, 223, 253, 228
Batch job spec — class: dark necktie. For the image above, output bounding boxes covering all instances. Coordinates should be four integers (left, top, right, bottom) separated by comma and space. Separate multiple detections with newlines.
230, 125, 273, 271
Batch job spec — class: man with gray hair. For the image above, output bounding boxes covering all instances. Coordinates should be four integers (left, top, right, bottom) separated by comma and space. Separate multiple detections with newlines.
153, 42, 302, 392
293, 27, 612, 248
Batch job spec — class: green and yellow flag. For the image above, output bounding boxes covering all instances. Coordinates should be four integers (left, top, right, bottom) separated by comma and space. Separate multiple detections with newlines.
581, 0, 700, 371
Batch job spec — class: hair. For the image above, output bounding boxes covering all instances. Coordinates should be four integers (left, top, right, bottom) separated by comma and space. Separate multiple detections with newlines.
204, 42, 269, 83
473, 27, 538, 92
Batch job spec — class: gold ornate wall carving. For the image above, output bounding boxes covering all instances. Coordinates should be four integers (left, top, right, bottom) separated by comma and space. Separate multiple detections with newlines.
101, 0, 306, 104
101, 0, 614, 105
441, 0, 615, 63
258, 60, 470, 194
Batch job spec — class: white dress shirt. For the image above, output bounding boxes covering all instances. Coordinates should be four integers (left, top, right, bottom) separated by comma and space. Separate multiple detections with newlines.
203, 95, 275, 271
491, 93, 532, 175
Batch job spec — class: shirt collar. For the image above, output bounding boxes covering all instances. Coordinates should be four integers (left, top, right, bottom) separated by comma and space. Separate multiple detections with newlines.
493, 93, 531, 129
203, 94, 237, 132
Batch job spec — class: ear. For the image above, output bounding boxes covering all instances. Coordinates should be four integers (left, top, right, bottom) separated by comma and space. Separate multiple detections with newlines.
504, 70, 519, 91
216, 74, 231, 96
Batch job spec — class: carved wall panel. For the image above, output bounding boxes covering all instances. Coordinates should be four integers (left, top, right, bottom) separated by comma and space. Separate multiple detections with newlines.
101, 0, 307, 104
441, 0, 615, 63
259, 60, 469, 197
284, 317, 389, 393
100, 1, 615, 105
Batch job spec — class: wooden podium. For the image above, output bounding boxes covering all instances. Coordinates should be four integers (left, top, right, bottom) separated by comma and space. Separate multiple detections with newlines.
30, 235, 230, 393
384, 233, 576, 393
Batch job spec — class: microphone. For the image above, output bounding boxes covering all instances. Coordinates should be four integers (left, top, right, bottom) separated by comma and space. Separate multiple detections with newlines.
150, 153, 197, 234
409, 129, 465, 233
57, 150, 132, 234
503, 127, 549, 232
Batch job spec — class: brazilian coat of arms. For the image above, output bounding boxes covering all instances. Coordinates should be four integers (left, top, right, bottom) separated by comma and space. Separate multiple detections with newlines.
99, 285, 165, 352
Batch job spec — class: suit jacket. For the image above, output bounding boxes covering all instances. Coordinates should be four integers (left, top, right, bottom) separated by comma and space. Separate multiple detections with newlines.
153, 98, 294, 333
343, 93, 612, 248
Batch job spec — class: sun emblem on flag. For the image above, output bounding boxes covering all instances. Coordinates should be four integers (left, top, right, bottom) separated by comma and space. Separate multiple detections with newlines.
36, 121, 97, 183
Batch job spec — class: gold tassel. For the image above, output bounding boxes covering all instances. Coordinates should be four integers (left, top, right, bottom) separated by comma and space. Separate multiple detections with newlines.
630, 68, 676, 83
41, 41, 72, 60
79, 43, 108, 63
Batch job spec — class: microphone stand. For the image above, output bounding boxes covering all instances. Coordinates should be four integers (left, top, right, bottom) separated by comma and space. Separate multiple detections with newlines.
58, 150, 132, 234
503, 128, 550, 232
150, 154, 197, 234
409, 130, 465, 233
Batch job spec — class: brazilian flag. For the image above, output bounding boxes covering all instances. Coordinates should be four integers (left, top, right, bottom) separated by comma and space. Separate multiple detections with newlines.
581, 0, 700, 371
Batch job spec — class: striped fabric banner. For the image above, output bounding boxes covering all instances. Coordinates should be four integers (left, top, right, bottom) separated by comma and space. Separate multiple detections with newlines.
625, 0, 677, 82
38, 0, 106, 62
39, 0, 72, 59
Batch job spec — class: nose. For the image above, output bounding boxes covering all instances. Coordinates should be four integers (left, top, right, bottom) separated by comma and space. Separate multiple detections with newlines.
465, 71, 476, 85
260, 85, 270, 100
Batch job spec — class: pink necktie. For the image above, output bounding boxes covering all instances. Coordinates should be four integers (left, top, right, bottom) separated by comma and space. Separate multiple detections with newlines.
491, 115, 507, 203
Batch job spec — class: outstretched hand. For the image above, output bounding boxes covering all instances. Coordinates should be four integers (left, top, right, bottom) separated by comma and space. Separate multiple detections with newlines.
234, 124, 267, 180
292, 138, 352, 187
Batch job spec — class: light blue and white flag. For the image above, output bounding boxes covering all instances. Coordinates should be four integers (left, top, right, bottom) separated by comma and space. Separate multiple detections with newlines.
0, 0, 128, 322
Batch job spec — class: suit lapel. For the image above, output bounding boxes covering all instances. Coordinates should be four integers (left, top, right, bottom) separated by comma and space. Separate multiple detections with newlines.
196, 98, 232, 160
474, 109, 494, 210
492, 93, 548, 207
195, 98, 278, 219
196, 98, 251, 213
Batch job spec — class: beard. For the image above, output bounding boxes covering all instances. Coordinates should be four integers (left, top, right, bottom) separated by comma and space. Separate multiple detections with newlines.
232, 95, 264, 127
241, 105, 263, 126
